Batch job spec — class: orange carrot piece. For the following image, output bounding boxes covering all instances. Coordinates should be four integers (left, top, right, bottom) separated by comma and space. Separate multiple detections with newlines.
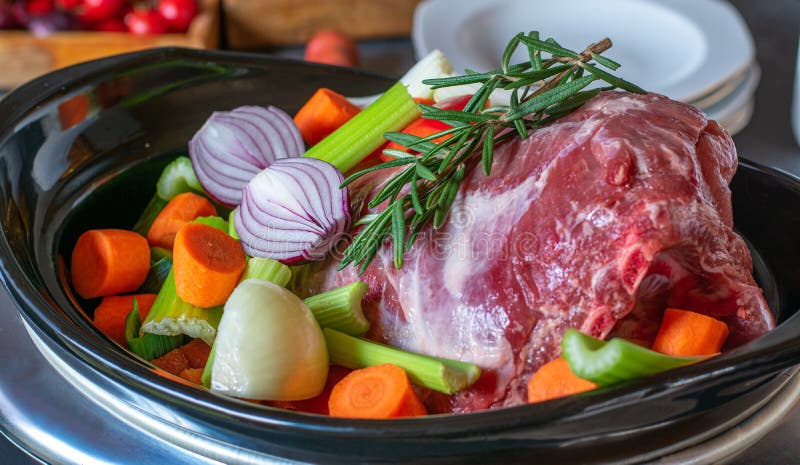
179, 368, 204, 384
527, 357, 598, 404
652, 308, 730, 357
172, 222, 246, 307
146, 192, 216, 249
293, 87, 361, 146
92, 293, 157, 346
181, 338, 212, 369
152, 348, 189, 375
328, 363, 427, 419
71, 229, 151, 299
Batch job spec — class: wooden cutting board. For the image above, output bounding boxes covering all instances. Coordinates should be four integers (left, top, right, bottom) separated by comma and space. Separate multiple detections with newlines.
224, 0, 422, 49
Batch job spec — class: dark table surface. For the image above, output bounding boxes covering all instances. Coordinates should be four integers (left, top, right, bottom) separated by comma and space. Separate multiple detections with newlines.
2, 0, 800, 463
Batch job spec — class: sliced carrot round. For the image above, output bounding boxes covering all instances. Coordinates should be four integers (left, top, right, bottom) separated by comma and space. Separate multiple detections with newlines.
172, 222, 246, 307
329, 363, 427, 419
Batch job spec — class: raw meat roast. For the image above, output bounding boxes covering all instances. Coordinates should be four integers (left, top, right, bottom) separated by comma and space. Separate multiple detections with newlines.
298, 91, 774, 413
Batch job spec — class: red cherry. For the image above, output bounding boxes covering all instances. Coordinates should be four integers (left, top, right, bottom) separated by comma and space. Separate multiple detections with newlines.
78, 0, 125, 24
26, 0, 55, 17
124, 9, 168, 35
155, 0, 196, 33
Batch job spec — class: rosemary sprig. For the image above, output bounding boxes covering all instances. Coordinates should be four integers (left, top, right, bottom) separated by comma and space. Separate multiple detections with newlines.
339, 32, 645, 273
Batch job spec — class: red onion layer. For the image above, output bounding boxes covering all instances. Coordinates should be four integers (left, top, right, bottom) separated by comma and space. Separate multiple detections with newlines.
235, 158, 350, 264
189, 105, 304, 206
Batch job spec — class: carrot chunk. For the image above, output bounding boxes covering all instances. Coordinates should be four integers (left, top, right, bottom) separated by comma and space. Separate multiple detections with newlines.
172, 222, 246, 307
527, 357, 598, 404
181, 338, 212, 369
92, 294, 157, 346
146, 192, 216, 249
179, 368, 204, 385
329, 363, 427, 418
652, 308, 730, 356
152, 348, 189, 375
293, 88, 361, 146
71, 229, 150, 299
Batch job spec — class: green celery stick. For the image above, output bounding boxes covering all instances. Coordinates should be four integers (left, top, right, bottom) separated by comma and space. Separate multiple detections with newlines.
561, 329, 704, 386
193, 215, 228, 232
323, 328, 480, 394
139, 257, 173, 294
150, 246, 173, 263
157, 156, 204, 200
304, 282, 369, 336
125, 299, 183, 361
133, 195, 168, 236
228, 209, 239, 240
303, 81, 420, 173
241, 257, 291, 287
141, 269, 222, 345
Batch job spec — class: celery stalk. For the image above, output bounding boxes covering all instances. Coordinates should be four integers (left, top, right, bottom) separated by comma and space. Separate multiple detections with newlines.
141, 269, 222, 345
304, 282, 369, 336
323, 328, 480, 394
201, 343, 216, 388
241, 257, 291, 287
150, 247, 173, 263
125, 299, 183, 361
561, 329, 704, 386
303, 81, 420, 173
132, 195, 168, 236
156, 156, 204, 200
228, 209, 239, 240
139, 257, 172, 294
193, 215, 228, 232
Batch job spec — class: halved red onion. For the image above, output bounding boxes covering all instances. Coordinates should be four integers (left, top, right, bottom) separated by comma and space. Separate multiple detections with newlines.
235, 158, 350, 264
189, 105, 305, 206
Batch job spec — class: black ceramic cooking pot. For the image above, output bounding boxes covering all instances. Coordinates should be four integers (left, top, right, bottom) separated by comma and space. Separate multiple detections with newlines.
0, 48, 799, 464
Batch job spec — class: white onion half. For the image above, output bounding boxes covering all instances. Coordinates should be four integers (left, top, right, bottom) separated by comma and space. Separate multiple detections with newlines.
235, 158, 350, 264
210, 279, 328, 401
188, 105, 305, 206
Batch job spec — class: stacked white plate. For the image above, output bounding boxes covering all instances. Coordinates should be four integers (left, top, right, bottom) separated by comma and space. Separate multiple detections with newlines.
412, 0, 759, 135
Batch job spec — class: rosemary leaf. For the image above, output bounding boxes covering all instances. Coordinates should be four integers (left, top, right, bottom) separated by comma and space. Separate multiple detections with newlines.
591, 52, 621, 70
391, 198, 407, 268
482, 124, 495, 175
410, 172, 424, 214
341, 157, 415, 187
502, 32, 524, 73
579, 63, 646, 94
415, 162, 437, 181
519, 35, 578, 58
507, 74, 596, 119
528, 31, 542, 71
422, 73, 489, 88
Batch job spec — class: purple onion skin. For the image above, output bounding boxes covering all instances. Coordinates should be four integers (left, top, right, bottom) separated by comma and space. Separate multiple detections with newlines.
236, 158, 350, 264
189, 105, 305, 207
